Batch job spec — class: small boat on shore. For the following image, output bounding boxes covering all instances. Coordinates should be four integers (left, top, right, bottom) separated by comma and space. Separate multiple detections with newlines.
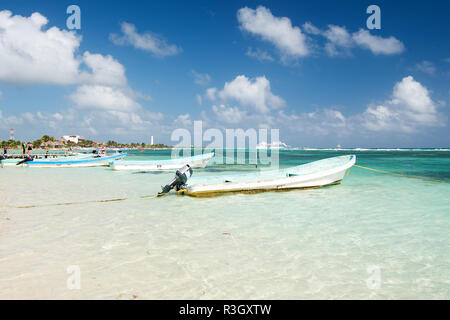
15, 153, 127, 168
172, 155, 355, 197
109, 152, 214, 171
0, 153, 93, 167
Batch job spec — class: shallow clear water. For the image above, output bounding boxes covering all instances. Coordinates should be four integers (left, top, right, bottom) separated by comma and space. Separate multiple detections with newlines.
1, 149, 449, 299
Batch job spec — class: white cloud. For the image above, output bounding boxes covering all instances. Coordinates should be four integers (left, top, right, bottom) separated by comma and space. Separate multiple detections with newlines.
298, 21, 405, 57
210, 75, 284, 113
69, 51, 147, 123
205, 87, 217, 101
0, 105, 164, 142
69, 85, 141, 112
212, 104, 245, 123
0, 10, 81, 85
237, 6, 308, 59
174, 113, 192, 127
52, 113, 63, 121
0, 11, 156, 133
196, 94, 203, 106
302, 21, 321, 35
352, 29, 404, 55
3, 114, 23, 125
361, 105, 402, 132
246, 47, 274, 62
22, 112, 34, 122
0, 10, 139, 94
275, 108, 348, 136
201, 75, 286, 128
80, 52, 127, 86
391, 76, 436, 115
275, 77, 440, 137
361, 76, 441, 132
324, 109, 346, 124
414, 61, 436, 75
109, 22, 181, 57
105, 110, 144, 125
257, 76, 443, 138
191, 70, 211, 86
324, 25, 352, 47
323, 25, 353, 56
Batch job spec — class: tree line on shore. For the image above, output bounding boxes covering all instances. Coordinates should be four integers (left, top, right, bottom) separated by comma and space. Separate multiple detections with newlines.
1, 135, 170, 149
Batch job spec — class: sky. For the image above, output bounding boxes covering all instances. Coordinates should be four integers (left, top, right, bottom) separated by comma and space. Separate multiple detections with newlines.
0, 0, 449, 148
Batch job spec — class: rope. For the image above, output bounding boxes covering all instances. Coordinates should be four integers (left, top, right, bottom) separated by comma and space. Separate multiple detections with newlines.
14, 164, 443, 208
354, 165, 443, 183
15, 193, 158, 209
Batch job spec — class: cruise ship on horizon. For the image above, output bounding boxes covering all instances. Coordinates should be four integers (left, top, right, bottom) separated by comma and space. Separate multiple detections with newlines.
256, 141, 288, 149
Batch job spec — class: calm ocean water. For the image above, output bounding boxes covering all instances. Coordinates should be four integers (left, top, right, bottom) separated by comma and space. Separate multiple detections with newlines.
1, 149, 449, 299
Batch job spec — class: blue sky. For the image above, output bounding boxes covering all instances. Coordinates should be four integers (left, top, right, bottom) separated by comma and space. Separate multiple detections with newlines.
0, 0, 449, 147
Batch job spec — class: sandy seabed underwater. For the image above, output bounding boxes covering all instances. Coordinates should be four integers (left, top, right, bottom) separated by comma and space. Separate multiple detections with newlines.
1, 149, 449, 299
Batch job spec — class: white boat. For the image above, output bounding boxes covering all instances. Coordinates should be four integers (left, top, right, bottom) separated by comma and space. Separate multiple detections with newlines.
109, 152, 214, 171
256, 141, 288, 149
0, 153, 94, 167
19, 153, 126, 168
178, 155, 355, 197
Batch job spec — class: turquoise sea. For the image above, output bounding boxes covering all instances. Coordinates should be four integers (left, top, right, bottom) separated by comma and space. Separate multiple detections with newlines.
0, 149, 449, 299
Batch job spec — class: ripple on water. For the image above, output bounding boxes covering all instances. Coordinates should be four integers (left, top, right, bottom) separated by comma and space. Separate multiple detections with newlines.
0, 151, 449, 299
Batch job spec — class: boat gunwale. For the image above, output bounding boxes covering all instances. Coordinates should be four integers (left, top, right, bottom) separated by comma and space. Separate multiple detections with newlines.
180, 180, 343, 197
186, 155, 356, 189
28, 153, 126, 165
110, 152, 214, 166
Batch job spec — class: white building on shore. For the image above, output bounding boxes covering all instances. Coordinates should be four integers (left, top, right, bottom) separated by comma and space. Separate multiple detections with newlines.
61, 134, 84, 144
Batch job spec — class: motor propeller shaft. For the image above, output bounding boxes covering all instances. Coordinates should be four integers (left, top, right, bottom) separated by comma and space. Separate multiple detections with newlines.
16, 155, 33, 165
159, 164, 193, 195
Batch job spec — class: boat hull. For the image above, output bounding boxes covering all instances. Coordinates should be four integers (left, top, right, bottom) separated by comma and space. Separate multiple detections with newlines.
0, 159, 22, 167
110, 153, 214, 171
22, 153, 126, 168
1, 154, 93, 167
182, 155, 355, 197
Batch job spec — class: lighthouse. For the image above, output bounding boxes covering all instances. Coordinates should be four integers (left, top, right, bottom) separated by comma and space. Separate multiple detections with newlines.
151, 136, 154, 145
9, 128, 14, 141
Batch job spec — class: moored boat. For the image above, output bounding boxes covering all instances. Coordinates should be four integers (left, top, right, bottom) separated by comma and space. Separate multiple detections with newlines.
175, 155, 356, 197
109, 152, 214, 171
18, 153, 126, 168
0, 153, 93, 167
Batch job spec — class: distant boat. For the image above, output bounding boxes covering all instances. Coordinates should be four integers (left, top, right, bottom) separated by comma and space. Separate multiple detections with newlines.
0, 153, 93, 167
109, 152, 214, 171
18, 153, 126, 168
256, 141, 288, 149
178, 155, 355, 197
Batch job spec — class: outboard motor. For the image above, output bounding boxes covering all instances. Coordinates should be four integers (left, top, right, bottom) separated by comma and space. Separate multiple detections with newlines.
159, 164, 193, 195
16, 155, 33, 165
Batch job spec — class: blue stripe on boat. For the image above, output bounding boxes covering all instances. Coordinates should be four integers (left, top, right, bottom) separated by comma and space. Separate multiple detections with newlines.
29, 153, 127, 165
